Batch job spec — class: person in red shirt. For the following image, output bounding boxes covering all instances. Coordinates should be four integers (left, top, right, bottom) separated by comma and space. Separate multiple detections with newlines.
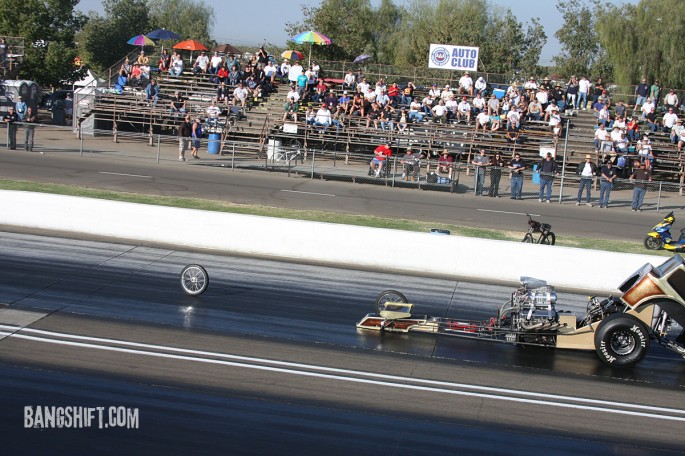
369, 142, 392, 177
387, 82, 401, 106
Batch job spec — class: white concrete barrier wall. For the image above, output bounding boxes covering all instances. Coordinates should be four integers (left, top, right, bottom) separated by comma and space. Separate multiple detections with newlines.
0, 190, 667, 294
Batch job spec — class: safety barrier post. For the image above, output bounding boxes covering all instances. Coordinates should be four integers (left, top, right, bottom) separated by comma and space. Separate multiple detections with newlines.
310, 148, 316, 179
558, 119, 571, 203
156, 134, 161, 164
657, 182, 662, 211
79, 123, 83, 157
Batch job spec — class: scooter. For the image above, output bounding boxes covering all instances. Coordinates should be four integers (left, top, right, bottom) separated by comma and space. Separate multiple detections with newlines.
644, 211, 685, 251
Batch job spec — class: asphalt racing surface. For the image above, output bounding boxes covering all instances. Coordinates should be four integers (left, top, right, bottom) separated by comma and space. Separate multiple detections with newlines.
1, 232, 684, 455
0, 148, 668, 240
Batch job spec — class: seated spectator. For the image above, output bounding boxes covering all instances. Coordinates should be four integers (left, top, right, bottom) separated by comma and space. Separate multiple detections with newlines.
408, 99, 423, 123
664, 89, 679, 111
169, 54, 184, 77
610, 125, 622, 143
338, 90, 351, 113
280, 59, 290, 83
283, 96, 298, 122
232, 82, 249, 107
645, 106, 659, 132
228, 65, 242, 86
614, 100, 627, 119
596, 104, 612, 128
313, 103, 332, 132
120, 57, 132, 78
263, 60, 277, 84
527, 98, 542, 121
114, 69, 127, 91
217, 81, 230, 105
193, 51, 210, 74
671, 118, 684, 145
376, 88, 390, 107
474, 76, 487, 96
626, 117, 640, 142
144, 79, 159, 106
365, 102, 381, 128
637, 134, 654, 167
615, 132, 629, 153
458, 71, 473, 96
349, 94, 364, 117
475, 110, 490, 131
303, 106, 315, 125
431, 99, 448, 123
397, 106, 409, 132
662, 107, 678, 133
594, 123, 608, 151
456, 96, 471, 123
678, 125, 685, 152
472, 92, 486, 113
342, 70, 356, 91
380, 104, 395, 131
441, 84, 453, 102
437, 150, 453, 174
640, 97, 655, 118
401, 148, 420, 180
169, 91, 186, 116
331, 105, 345, 133
401, 82, 415, 104
209, 51, 223, 75
444, 94, 458, 120
597, 90, 611, 108
158, 49, 171, 72
214, 63, 229, 84
487, 94, 500, 116
387, 82, 401, 106
421, 94, 435, 117
369, 142, 391, 177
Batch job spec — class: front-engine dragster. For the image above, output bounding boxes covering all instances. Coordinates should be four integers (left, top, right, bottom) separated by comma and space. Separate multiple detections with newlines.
357, 256, 685, 367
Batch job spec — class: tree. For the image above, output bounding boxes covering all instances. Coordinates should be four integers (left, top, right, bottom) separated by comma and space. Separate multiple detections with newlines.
519, 18, 547, 78
148, 0, 215, 45
481, 8, 525, 75
77, 0, 151, 74
0, 0, 87, 86
553, 0, 602, 78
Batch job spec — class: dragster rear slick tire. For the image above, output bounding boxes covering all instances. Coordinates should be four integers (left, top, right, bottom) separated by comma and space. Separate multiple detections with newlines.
594, 313, 650, 367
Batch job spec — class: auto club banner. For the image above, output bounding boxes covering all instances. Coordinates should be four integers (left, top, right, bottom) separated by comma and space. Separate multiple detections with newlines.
428, 44, 479, 72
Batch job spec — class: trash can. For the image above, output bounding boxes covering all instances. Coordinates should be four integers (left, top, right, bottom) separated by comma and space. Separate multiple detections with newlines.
52, 100, 65, 125
532, 164, 540, 185
207, 133, 221, 155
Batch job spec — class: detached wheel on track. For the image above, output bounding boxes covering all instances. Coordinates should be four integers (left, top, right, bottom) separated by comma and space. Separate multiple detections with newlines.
180, 264, 209, 296
594, 313, 650, 367
375, 290, 408, 313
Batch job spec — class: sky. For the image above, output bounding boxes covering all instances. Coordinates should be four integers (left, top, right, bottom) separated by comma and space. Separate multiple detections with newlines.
75, 0, 637, 66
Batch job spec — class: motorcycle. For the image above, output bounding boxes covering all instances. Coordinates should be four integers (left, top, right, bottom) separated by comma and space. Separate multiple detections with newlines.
522, 213, 555, 245
644, 211, 685, 251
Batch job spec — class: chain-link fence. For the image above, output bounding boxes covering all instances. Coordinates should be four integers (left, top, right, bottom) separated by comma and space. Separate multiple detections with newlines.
4, 123, 684, 211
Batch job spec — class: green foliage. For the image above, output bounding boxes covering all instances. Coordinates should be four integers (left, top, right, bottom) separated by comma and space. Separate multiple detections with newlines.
519, 18, 547, 77
148, 0, 214, 45
553, 0, 603, 78
0, 0, 86, 86
596, 0, 685, 88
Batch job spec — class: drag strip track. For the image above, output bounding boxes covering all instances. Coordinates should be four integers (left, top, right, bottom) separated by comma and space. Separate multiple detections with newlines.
1, 232, 684, 454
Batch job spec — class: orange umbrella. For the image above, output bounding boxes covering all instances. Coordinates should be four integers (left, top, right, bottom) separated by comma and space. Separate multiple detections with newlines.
173, 40, 208, 64
173, 39, 208, 51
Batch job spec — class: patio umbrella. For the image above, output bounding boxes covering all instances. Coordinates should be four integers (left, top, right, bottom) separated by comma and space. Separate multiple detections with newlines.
214, 44, 243, 55
281, 50, 304, 61
127, 34, 155, 47
147, 29, 181, 41
173, 39, 208, 63
291, 30, 331, 66
353, 54, 371, 64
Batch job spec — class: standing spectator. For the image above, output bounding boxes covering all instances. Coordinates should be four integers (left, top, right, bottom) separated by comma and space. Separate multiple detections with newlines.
650, 80, 661, 107
488, 152, 504, 197
576, 76, 590, 111
634, 78, 649, 111
566, 76, 578, 110
576, 155, 597, 206
3, 106, 18, 149
548, 107, 562, 143
508, 152, 526, 199
592, 77, 605, 105
472, 148, 489, 195
280, 59, 291, 83
23, 106, 36, 152
178, 115, 192, 161
598, 160, 617, 208
190, 117, 202, 158
538, 152, 558, 203
630, 161, 651, 211
15, 96, 27, 120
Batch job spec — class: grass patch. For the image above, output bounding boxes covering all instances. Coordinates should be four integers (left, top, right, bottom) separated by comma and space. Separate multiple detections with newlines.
0, 179, 666, 255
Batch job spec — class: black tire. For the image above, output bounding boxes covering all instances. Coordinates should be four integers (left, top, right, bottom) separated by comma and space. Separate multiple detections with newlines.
644, 236, 662, 250
594, 313, 650, 367
541, 232, 556, 245
180, 264, 209, 296
522, 233, 533, 243
375, 290, 408, 313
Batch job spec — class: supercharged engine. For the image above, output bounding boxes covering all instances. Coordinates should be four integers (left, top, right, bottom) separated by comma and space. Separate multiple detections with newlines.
499, 277, 560, 335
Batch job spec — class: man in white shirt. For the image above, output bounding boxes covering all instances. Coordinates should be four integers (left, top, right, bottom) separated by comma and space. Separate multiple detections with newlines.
458, 71, 473, 96
594, 124, 608, 151
664, 89, 679, 111
209, 51, 223, 74
472, 92, 485, 113
193, 51, 209, 74
444, 94, 457, 120
640, 98, 655, 118
232, 83, 249, 107
429, 84, 441, 98
376, 89, 389, 107
431, 99, 448, 123
313, 104, 332, 132
578, 76, 590, 109
441, 85, 452, 102
576, 155, 597, 206
523, 77, 538, 91
506, 107, 520, 128
280, 60, 291, 82
263, 60, 277, 83
206, 99, 221, 127
409, 99, 423, 123
474, 77, 487, 95
475, 111, 490, 131
288, 62, 303, 85
662, 107, 678, 133
343, 70, 356, 91
456, 96, 471, 123
356, 78, 369, 94
286, 86, 300, 103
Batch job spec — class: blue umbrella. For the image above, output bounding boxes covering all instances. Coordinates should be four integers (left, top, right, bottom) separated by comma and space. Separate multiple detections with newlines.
147, 29, 181, 41
354, 54, 371, 64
